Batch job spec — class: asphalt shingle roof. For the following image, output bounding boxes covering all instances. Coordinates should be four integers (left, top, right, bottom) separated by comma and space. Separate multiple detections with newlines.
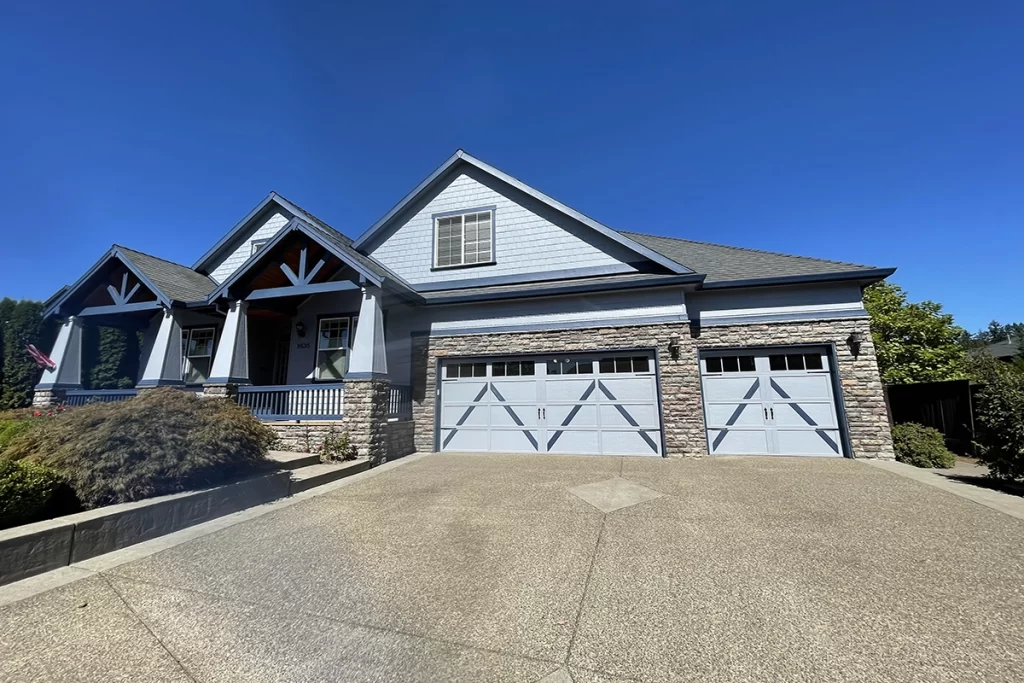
116, 246, 218, 303
620, 231, 882, 284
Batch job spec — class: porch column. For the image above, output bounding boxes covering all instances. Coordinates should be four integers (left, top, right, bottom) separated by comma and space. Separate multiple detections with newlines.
137, 308, 185, 388
33, 316, 84, 407
342, 285, 390, 462
205, 300, 249, 398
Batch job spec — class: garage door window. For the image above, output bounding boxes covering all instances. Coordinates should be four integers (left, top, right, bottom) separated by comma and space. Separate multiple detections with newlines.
704, 355, 756, 373
492, 360, 535, 376
546, 359, 594, 375
599, 356, 651, 373
446, 362, 487, 378
769, 353, 823, 371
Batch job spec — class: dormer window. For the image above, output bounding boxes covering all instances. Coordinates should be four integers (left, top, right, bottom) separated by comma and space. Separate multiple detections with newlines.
434, 209, 493, 268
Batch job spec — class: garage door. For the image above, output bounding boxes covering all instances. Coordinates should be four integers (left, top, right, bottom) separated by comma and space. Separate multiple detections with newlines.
700, 347, 844, 457
439, 353, 663, 456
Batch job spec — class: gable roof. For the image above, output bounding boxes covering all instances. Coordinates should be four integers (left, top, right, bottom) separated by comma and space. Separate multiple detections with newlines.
350, 150, 693, 275
44, 246, 217, 318
116, 247, 218, 302
620, 231, 894, 288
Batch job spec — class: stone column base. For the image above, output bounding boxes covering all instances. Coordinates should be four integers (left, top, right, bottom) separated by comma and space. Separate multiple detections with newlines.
202, 383, 238, 399
341, 378, 391, 463
33, 388, 67, 408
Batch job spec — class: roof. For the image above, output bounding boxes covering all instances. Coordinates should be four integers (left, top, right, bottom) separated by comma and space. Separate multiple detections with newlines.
350, 150, 692, 275
420, 273, 703, 304
619, 231, 894, 287
986, 339, 1021, 359
116, 247, 218, 302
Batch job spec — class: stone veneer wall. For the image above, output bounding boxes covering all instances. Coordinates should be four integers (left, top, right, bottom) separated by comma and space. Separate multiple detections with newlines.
411, 317, 894, 459
338, 378, 391, 462
386, 420, 416, 460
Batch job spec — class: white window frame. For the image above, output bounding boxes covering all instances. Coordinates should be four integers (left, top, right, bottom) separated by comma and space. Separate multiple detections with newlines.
314, 316, 354, 381
432, 208, 494, 269
181, 327, 216, 385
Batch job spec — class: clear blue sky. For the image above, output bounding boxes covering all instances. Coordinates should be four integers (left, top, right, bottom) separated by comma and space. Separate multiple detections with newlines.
2, 1, 1021, 333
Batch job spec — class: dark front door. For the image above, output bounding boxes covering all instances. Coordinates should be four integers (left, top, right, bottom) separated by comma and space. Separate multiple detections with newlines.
248, 315, 291, 386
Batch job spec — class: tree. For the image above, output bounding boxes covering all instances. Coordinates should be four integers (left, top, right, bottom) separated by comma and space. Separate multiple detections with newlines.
863, 281, 967, 385
0, 300, 56, 409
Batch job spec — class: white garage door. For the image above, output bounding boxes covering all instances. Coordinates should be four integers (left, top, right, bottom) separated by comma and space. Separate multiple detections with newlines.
701, 347, 844, 457
439, 353, 663, 456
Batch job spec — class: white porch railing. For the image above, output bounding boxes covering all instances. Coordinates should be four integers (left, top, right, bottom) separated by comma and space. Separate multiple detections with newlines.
64, 389, 138, 407
236, 384, 344, 420
389, 384, 412, 421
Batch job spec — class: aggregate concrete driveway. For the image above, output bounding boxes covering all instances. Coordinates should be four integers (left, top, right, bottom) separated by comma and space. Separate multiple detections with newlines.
3, 453, 1024, 682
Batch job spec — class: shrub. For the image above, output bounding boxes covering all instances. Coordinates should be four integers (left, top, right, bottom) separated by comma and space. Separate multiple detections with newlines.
969, 355, 1024, 480
0, 419, 37, 453
0, 459, 72, 529
3, 388, 276, 508
319, 428, 357, 462
892, 422, 957, 469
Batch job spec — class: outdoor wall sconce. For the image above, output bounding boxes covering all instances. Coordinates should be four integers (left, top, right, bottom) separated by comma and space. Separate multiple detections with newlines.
295, 321, 306, 338
847, 331, 864, 357
667, 336, 681, 360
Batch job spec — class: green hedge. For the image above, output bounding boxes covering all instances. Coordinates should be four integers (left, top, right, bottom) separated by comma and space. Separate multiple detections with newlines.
892, 422, 957, 469
4, 388, 276, 508
0, 459, 69, 530
970, 355, 1024, 480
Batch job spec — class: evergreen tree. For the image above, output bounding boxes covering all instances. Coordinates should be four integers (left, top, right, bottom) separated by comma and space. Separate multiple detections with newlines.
0, 300, 55, 409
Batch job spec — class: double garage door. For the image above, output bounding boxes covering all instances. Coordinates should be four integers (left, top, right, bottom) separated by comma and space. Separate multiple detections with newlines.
700, 346, 844, 457
439, 352, 663, 456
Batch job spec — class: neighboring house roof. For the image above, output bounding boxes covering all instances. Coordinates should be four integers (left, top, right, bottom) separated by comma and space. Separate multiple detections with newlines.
985, 339, 1021, 360
350, 149, 693, 275
620, 231, 894, 288
116, 246, 218, 302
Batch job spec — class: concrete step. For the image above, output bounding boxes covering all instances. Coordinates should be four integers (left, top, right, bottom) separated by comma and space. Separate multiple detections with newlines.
267, 450, 321, 470
289, 459, 371, 493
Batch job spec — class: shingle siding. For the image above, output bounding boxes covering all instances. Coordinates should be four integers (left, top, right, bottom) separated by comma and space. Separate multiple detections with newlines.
209, 212, 291, 284
367, 167, 639, 285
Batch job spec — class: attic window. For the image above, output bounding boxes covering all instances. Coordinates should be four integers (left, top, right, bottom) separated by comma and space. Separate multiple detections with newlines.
434, 210, 493, 268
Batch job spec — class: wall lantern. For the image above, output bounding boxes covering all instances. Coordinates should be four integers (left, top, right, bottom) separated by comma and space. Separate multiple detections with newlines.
667, 336, 681, 361
847, 331, 865, 357
295, 321, 306, 338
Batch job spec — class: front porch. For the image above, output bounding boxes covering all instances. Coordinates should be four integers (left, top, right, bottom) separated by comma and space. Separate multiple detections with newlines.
35, 216, 417, 459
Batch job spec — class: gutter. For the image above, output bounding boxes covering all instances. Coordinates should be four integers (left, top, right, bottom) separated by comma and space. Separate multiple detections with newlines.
696, 268, 896, 290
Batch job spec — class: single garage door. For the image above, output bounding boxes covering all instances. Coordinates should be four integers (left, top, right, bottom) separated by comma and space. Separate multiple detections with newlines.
700, 347, 844, 457
439, 352, 663, 456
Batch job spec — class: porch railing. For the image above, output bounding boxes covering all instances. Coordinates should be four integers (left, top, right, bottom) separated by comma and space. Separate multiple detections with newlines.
64, 389, 138, 407
389, 384, 413, 421
236, 384, 344, 420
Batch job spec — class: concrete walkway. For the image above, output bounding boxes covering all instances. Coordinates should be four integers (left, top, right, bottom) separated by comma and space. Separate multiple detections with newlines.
2, 453, 1024, 682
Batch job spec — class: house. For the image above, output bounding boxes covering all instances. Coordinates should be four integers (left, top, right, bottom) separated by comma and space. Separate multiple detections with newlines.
984, 339, 1021, 362
35, 150, 896, 460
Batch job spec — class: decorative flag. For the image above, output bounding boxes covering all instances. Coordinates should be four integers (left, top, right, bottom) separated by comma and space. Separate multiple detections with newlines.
24, 340, 56, 370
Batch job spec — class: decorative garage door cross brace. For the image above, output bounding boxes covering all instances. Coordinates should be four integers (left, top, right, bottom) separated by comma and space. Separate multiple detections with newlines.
442, 383, 538, 451
711, 379, 760, 451
769, 379, 840, 454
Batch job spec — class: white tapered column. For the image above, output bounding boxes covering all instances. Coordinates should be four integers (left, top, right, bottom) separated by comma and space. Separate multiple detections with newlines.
347, 286, 388, 378
137, 309, 184, 387
34, 316, 84, 392
207, 300, 249, 385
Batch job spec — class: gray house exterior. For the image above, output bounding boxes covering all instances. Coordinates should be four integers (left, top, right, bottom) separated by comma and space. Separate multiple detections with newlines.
35, 150, 895, 461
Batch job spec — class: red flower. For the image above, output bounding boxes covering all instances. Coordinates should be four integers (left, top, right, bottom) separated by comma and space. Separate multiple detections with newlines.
33, 411, 41, 417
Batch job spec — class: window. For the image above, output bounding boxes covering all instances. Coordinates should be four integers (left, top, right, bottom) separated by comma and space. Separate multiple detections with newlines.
182, 328, 215, 384
546, 359, 594, 376
704, 355, 755, 374
598, 356, 652, 374
769, 353, 824, 372
316, 317, 351, 380
492, 360, 535, 377
445, 362, 487, 378
434, 210, 493, 268
251, 239, 268, 255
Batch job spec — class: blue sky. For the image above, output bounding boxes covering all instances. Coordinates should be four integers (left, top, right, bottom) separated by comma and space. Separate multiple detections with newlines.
1, 1, 1020, 333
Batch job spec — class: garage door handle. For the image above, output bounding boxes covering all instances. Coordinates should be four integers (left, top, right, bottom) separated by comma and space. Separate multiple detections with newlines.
770, 407, 774, 420
538, 408, 541, 420
764, 407, 768, 421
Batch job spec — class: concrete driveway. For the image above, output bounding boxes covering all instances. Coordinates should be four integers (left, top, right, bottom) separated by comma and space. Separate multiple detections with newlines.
2, 453, 1023, 682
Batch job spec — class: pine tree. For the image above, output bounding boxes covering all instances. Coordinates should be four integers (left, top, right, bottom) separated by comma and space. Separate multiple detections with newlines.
0, 300, 55, 409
